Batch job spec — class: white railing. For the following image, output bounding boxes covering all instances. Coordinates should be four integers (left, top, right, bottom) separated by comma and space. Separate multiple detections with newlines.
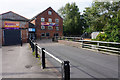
78, 40, 120, 54
59, 37, 120, 54
29, 38, 70, 80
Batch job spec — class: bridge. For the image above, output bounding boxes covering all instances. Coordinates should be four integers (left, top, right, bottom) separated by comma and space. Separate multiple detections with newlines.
2, 39, 119, 80
36, 39, 119, 79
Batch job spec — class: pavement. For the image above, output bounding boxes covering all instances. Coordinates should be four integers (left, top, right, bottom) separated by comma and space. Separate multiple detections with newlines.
36, 39, 119, 79
2, 43, 61, 78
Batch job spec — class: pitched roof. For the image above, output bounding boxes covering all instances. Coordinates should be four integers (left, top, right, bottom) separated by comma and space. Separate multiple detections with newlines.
30, 7, 63, 21
29, 22, 35, 27
1, 11, 29, 21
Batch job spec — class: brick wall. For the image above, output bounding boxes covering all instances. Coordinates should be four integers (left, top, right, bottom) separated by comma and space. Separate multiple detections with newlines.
2, 21, 29, 45
21, 22, 29, 43
21, 29, 28, 43
32, 7, 63, 39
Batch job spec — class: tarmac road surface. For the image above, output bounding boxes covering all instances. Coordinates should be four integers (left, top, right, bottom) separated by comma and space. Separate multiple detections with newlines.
37, 39, 119, 79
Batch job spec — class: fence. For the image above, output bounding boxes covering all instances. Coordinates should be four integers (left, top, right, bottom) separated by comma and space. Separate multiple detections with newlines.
59, 37, 120, 54
78, 40, 120, 54
60, 37, 82, 41
29, 38, 70, 80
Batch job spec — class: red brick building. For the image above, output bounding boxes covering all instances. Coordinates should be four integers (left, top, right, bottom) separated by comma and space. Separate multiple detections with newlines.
30, 7, 63, 39
0, 11, 29, 45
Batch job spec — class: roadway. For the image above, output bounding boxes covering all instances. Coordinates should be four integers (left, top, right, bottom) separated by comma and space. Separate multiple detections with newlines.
37, 39, 119, 79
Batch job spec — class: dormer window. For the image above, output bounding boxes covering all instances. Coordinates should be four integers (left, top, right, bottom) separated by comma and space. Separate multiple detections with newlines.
48, 10, 52, 15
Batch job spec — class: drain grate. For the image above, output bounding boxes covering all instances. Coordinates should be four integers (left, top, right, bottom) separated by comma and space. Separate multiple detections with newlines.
8, 49, 14, 51
25, 65, 32, 69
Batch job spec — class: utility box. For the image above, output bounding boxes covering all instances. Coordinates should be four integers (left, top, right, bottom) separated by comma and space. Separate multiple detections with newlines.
91, 32, 100, 39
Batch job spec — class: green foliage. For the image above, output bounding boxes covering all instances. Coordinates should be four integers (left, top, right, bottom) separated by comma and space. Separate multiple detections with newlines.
83, 1, 120, 42
32, 51, 41, 60
95, 33, 107, 41
32, 51, 35, 57
58, 2, 86, 36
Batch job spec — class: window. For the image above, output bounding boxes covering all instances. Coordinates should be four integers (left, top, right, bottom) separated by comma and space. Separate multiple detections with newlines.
46, 33, 50, 37
48, 26, 53, 30
48, 10, 52, 15
56, 27, 59, 31
48, 18, 52, 22
54, 33, 59, 36
55, 19, 59, 23
41, 26, 45, 30
56, 33, 59, 36
41, 18, 45, 22
41, 33, 45, 37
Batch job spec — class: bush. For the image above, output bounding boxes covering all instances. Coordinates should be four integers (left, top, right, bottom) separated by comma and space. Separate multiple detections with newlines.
95, 33, 107, 41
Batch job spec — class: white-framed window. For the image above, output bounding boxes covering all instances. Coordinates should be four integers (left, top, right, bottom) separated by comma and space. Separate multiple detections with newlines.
48, 10, 52, 15
41, 26, 45, 30
56, 27, 59, 31
41, 33, 45, 37
48, 26, 53, 30
41, 18, 45, 22
48, 18, 52, 22
46, 33, 50, 37
55, 19, 59, 23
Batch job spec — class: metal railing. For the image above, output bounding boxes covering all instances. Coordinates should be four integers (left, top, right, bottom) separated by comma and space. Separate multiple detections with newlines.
29, 38, 70, 80
59, 37, 120, 54
60, 37, 82, 41
78, 40, 120, 54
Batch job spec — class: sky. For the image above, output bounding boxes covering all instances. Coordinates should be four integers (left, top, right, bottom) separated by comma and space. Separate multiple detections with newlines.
0, 0, 93, 19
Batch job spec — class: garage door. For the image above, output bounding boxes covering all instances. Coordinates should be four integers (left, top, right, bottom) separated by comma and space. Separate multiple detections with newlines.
4, 29, 21, 45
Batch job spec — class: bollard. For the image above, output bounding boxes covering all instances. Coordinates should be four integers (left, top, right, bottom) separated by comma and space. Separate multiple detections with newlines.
82, 41, 84, 48
29, 38, 30, 45
21, 39, 22, 46
29, 39, 31, 47
31, 41, 33, 50
52, 37, 54, 42
35, 44, 39, 58
61, 62, 64, 80
30, 40, 32, 48
64, 61, 70, 80
74, 38, 75, 41
32, 42, 34, 52
97, 42, 100, 51
29, 38, 31, 45
41, 48, 45, 69
56, 37, 58, 42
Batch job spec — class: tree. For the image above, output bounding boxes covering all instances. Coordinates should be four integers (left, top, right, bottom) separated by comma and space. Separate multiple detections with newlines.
83, 1, 120, 42
83, 2, 110, 33
58, 3, 84, 36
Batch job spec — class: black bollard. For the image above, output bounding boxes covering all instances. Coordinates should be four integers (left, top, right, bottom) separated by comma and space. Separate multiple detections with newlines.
21, 39, 22, 46
35, 44, 39, 58
32, 42, 34, 52
64, 61, 70, 80
41, 48, 45, 69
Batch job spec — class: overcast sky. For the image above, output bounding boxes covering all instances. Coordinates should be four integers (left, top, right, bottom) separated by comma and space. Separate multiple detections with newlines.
0, 0, 93, 19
